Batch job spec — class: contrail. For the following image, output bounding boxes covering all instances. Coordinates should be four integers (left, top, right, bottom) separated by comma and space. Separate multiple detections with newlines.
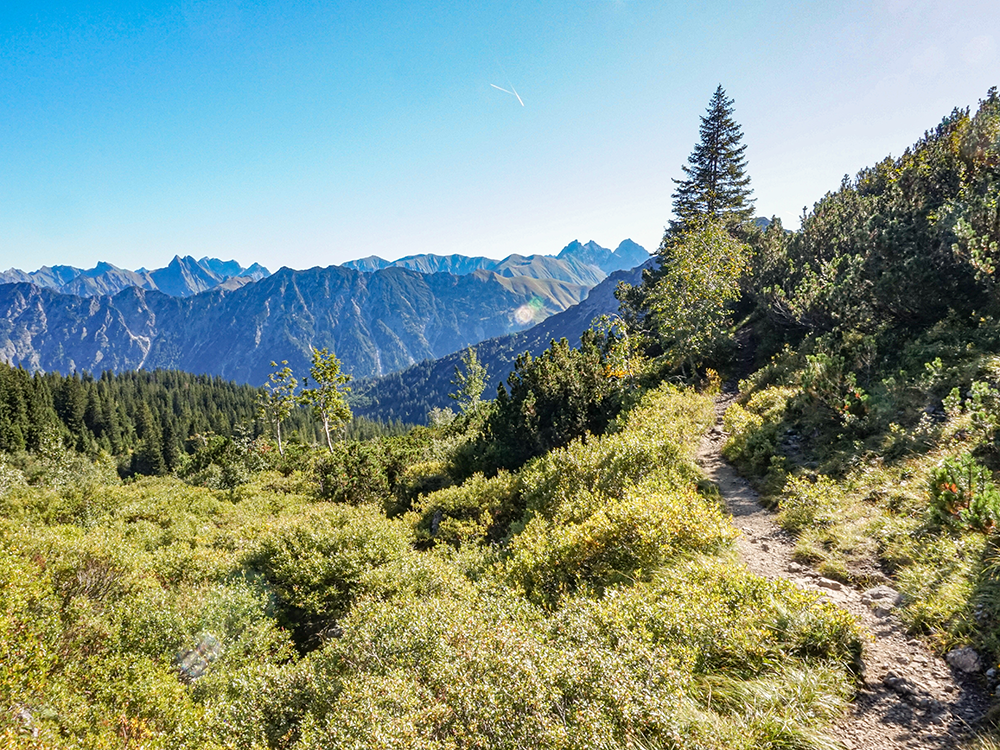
491, 57, 525, 106
490, 82, 525, 106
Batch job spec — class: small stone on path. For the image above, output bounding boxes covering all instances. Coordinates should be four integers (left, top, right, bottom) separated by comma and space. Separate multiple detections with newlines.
946, 647, 981, 674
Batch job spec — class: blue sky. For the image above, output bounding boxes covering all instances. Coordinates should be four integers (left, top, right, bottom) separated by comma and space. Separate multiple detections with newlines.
0, 0, 997, 272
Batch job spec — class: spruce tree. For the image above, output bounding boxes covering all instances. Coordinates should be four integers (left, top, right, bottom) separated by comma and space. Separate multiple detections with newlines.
616, 85, 754, 368
670, 85, 754, 234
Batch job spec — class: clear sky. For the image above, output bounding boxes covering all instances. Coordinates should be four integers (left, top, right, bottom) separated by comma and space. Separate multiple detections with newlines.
0, 0, 997, 272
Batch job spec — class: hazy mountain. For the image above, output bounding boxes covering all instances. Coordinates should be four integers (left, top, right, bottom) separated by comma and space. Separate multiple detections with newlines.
343, 256, 392, 273
557, 238, 651, 274
491, 254, 605, 286
349, 260, 654, 423
0, 265, 85, 289
0, 256, 272, 298
60, 263, 156, 298
238, 262, 271, 280
0, 264, 591, 384
360, 254, 498, 276
1, 241, 647, 301
341, 240, 649, 288
147, 256, 228, 297
609, 239, 653, 271
198, 257, 244, 278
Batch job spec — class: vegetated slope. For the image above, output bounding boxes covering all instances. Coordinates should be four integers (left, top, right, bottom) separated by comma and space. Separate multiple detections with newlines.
701, 397, 986, 749
688, 88, 1000, 742
0, 382, 862, 749
0, 264, 589, 384
0, 362, 402, 472
0, 256, 271, 298
349, 261, 652, 423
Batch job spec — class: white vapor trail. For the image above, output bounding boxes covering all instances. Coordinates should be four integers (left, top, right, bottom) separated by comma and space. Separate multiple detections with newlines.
490, 77, 524, 106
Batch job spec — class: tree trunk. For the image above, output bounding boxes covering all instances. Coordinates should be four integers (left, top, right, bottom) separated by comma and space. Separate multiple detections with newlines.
323, 416, 333, 453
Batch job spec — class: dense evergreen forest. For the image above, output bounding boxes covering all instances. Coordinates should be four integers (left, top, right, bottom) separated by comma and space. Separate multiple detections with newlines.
3, 87, 1000, 749
0, 365, 407, 478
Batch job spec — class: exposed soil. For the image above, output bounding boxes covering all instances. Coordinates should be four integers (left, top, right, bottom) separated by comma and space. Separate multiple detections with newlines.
698, 394, 990, 750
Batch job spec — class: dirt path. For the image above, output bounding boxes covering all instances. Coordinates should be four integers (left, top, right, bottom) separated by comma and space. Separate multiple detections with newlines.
697, 395, 989, 750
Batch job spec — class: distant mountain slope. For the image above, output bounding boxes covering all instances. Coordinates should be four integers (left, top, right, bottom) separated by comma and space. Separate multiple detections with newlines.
0, 256, 272, 298
0, 265, 591, 385
59, 263, 155, 297
349, 260, 653, 423
341, 239, 649, 287
366, 254, 497, 276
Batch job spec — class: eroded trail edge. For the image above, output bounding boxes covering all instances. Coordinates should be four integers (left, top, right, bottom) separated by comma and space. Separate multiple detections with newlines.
697, 395, 988, 750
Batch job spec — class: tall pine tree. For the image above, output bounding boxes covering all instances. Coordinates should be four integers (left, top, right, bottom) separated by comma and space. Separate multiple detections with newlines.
616, 85, 754, 368
669, 85, 754, 234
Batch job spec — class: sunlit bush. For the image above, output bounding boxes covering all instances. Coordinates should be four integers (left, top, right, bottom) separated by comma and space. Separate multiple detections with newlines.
250, 504, 413, 647
409, 470, 520, 548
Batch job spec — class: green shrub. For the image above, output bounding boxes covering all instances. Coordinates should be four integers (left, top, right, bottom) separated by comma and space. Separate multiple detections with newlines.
722, 387, 795, 477
505, 484, 735, 608
477, 333, 625, 473
409, 470, 520, 548
250, 504, 413, 648
313, 432, 431, 510
293, 557, 860, 750
391, 460, 453, 517
0, 549, 61, 709
969, 380, 1000, 447
929, 452, 1000, 532
800, 353, 869, 425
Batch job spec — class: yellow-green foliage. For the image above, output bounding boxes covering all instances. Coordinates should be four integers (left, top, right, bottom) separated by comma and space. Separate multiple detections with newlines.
408, 470, 519, 548
0, 382, 862, 750
723, 386, 796, 476
506, 483, 734, 608
779, 475, 844, 532
253, 503, 413, 621
0, 549, 60, 707
292, 559, 856, 750
503, 384, 731, 608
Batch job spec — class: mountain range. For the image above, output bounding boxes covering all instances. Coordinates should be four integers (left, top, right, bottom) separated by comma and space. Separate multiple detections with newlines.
343, 239, 649, 287
0, 239, 649, 389
0, 256, 271, 298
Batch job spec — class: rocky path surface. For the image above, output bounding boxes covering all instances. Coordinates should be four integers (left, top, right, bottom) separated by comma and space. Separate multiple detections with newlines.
698, 395, 989, 750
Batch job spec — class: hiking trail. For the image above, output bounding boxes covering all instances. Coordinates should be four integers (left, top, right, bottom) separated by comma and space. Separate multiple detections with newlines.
698, 393, 990, 750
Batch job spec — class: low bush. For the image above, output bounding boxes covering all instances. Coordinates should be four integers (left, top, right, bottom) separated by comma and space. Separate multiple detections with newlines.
409, 470, 520, 548
250, 504, 414, 648
313, 432, 432, 511
723, 386, 795, 478
290, 557, 860, 750
929, 452, 1000, 532
505, 484, 735, 608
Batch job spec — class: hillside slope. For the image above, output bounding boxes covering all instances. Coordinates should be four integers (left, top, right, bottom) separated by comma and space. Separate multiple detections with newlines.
350, 261, 652, 423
